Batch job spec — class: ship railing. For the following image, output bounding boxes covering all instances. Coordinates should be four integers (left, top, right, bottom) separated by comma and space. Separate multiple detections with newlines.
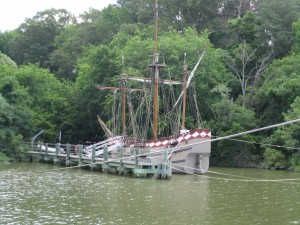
83, 136, 124, 153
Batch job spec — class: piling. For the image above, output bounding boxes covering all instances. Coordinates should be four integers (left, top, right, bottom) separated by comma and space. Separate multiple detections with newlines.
90, 145, 96, 170
78, 145, 83, 166
44, 143, 49, 162
66, 144, 71, 166
53, 143, 60, 164
102, 145, 108, 172
117, 146, 124, 175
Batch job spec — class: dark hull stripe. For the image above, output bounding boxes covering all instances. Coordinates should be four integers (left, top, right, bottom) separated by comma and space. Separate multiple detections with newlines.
172, 159, 186, 163
151, 146, 193, 157
172, 147, 192, 153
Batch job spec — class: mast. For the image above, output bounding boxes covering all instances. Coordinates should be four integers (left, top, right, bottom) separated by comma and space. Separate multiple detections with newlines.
181, 53, 187, 130
149, 0, 164, 140
122, 78, 126, 136
121, 56, 126, 136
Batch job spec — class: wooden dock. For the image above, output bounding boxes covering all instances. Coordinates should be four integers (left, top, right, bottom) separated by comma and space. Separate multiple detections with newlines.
28, 143, 172, 179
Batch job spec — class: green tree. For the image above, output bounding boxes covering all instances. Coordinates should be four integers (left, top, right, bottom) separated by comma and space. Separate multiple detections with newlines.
0, 65, 34, 157
0, 51, 17, 67
48, 5, 134, 80
208, 86, 258, 166
0, 94, 22, 150
255, 54, 300, 126
72, 43, 119, 143
262, 96, 300, 170
13, 64, 74, 142
292, 18, 300, 54
223, 42, 271, 107
257, 0, 300, 58
0, 31, 17, 57
8, 9, 76, 68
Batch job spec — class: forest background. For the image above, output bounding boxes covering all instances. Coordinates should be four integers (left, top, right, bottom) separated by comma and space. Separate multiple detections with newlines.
1, 0, 300, 170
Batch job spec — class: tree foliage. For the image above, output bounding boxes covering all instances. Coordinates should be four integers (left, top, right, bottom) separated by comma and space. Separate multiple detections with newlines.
0, 51, 17, 67
8, 9, 76, 68
257, 0, 300, 58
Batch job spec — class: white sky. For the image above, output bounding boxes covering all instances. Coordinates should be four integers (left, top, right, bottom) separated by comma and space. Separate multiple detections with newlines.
0, 0, 117, 32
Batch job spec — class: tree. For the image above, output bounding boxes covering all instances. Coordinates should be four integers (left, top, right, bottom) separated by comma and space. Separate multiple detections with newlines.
262, 96, 300, 170
0, 31, 17, 57
0, 51, 17, 67
223, 42, 271, 107
292, 18, 300, 54
48, 5, 134, 80
0, 94, 23, 150
8, 9, 76, 68
13, 64, 74, 142
255, 54, 300, 126
0, 65, 34, 154
257, 0, 300, 58
208, 85, 258, 166
72, 43, 119, 143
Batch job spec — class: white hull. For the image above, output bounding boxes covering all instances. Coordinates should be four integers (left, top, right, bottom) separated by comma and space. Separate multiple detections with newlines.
148, 136, 211, 174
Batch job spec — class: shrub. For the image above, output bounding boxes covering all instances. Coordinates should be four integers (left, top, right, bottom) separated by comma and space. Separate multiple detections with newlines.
263, 148, 288, 169
290, 152, 300, 171
0, 152, 10, 163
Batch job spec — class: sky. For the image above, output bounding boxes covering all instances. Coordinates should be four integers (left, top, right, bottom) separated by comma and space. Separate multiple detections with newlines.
0, 0, 117, 32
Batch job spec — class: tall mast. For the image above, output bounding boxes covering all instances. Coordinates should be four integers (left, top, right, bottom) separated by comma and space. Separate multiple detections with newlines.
154, 0, 158, 54
122, 78, 126, 136
181, 53, 187, 130
150, 0, 164, 140
121, 56, 126, 136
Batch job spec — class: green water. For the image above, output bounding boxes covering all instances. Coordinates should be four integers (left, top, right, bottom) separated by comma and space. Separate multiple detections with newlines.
0, 162, 299, 225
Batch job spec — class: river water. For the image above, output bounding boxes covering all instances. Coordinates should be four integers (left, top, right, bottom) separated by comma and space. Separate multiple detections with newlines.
0, 162, 299, 225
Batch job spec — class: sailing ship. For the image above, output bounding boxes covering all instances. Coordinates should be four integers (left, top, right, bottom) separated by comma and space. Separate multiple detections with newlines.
83, 0, 211, 174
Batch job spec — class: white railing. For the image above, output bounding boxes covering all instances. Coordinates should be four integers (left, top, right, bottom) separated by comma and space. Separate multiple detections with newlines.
83, 136, 124, 156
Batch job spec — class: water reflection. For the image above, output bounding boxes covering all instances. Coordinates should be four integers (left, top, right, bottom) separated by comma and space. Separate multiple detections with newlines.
0, 163, 299, 225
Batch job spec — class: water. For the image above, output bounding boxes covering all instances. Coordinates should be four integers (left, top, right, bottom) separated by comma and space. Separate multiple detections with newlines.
0, 162, 299, 225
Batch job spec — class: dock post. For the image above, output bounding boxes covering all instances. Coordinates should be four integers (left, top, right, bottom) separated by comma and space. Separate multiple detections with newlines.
54, 143, 60, 165
135, 148, 139, 168
38, 144, 42, 161
149, 152, 155, 171
66, 143, 71, 166
118, 146, 124, 175
102, 145, 108, 172
45, 143, 49, 162
133, 148, 140, 177
163, 148, 172, 179
161, 149, 167, 179
91, 145, 96, 170
78, 145, 83, 166
156, 148, 172, 179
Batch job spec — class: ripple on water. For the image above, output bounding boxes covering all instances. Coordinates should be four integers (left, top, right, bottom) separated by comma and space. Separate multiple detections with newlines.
1, 163, 300, 225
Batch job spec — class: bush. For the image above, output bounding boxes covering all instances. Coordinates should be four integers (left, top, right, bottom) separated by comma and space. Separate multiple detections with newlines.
0, 152, 10, 163
263, 148, 288, 169
290, 152, 300, 171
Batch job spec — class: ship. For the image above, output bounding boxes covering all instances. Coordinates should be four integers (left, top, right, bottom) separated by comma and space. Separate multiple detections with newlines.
83, 0, 211, 174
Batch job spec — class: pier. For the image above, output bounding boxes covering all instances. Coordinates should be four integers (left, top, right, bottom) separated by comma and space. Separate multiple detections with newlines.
28, 143, 172, 179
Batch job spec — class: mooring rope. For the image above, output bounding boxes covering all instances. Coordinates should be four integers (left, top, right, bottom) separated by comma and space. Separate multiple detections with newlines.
162, 163, 300, 184
213, 136, 300, 151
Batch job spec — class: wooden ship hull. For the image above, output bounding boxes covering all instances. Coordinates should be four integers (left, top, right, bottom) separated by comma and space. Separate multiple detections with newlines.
83, 128, 211, 174
147, 129, 211, 174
